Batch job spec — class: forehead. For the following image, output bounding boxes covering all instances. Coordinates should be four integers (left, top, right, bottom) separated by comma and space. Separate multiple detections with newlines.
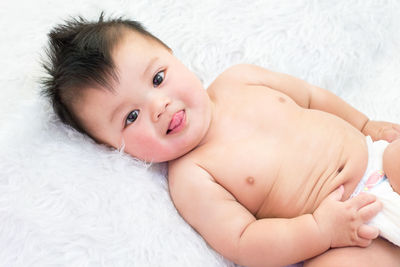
112, 30, 167, 64
77, 32, 166, 108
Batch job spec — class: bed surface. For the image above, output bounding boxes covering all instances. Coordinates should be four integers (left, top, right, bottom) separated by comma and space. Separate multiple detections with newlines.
1, 0, 400, 266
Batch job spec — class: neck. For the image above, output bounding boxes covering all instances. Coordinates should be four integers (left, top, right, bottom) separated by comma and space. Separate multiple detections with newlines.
197, 98, 217, 148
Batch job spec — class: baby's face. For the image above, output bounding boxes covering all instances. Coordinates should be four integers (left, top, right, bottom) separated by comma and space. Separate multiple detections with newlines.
75, 31, 212, 162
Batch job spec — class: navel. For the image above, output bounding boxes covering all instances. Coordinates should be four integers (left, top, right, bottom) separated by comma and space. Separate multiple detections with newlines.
278, 97, 286, 103
337, 164, 345, 173
246, 176, 255, 185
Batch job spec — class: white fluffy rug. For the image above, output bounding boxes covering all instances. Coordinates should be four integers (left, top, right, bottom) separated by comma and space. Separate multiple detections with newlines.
1, 0, 400, 266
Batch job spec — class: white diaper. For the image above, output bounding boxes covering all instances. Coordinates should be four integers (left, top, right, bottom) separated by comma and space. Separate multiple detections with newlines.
351, 136, 400, 246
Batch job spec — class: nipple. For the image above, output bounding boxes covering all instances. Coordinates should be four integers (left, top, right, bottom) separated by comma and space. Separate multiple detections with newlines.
246, 176, 255, 185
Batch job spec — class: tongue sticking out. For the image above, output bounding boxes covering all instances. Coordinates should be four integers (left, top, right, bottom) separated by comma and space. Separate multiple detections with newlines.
168, 110, 185, 133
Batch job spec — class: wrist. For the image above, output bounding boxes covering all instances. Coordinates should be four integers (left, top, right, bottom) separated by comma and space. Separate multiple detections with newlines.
360, 118, 370, 133
310, 213, 332, 251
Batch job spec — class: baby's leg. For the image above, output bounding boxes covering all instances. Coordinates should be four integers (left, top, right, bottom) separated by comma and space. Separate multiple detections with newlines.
304, 238, 400, 267
383, 138, 400, 193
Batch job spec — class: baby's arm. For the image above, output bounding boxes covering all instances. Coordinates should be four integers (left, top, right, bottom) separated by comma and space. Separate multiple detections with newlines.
224, 64, 400, 141
361, 120, 400, 142
168, 161, 381, 267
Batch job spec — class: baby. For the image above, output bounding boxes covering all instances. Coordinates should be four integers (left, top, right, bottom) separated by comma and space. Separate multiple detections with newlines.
41, 15, 400, 267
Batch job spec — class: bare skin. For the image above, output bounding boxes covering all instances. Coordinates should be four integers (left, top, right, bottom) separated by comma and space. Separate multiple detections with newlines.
304, 238, 400, 267
184, 73, 368, 218
75, 31, 400, 267
383, 138, 400, 193
168, 65, 400, 266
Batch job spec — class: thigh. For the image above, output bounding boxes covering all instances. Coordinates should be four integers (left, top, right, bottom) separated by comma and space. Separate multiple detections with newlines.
303, 238, 400, 267
383, 138, 400, 193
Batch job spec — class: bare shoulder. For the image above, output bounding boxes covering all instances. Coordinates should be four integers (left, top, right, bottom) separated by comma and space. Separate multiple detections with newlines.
168, 156, 256, 262
207, 64, 276, 93
211, 64, 265, 83
168, 157, 234, 216
168, 156, 214, 194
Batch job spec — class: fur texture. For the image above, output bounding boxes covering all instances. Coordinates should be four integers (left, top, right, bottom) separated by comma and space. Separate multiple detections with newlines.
1, 0, 400, 266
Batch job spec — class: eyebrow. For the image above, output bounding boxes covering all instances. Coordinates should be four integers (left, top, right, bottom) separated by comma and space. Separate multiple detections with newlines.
109, 57, 160, 127
142, 56, 159, 78
110, 102, 125, 127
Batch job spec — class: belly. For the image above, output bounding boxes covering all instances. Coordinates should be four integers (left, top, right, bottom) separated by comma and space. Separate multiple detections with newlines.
199, 109, 369, 219
255, 137, 368, 219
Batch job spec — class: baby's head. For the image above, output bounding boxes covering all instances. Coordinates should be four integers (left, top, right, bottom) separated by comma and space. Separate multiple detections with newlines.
42, 14, 212, 162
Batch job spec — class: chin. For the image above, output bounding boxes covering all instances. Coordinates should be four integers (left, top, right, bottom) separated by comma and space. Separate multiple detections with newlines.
140, 150, 186, 163
163, 144, 198, 162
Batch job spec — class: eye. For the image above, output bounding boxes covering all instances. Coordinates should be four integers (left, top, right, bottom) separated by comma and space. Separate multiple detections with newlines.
153, 70, 165, 87
125, 110, 140, 127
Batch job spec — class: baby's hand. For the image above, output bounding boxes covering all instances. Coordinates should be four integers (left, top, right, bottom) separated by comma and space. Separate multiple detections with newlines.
313, 185, 382, 248
362, 120, 400, 142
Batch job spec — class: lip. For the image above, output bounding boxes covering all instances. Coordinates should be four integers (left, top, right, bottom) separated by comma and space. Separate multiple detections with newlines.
167, 110, 186, 135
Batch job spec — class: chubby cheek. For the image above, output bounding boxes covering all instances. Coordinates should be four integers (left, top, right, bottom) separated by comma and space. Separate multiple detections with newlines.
172, 68, 204, 98
122, 131, 170, 162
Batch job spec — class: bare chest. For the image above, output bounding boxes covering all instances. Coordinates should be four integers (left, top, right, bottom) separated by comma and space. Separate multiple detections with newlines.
194, 86, 367, 218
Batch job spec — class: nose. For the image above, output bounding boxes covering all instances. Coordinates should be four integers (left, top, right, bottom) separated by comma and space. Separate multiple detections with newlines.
150, 94, 171, 122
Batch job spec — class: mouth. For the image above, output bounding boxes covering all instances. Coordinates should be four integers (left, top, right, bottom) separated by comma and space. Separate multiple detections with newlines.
167, 110, 186, 135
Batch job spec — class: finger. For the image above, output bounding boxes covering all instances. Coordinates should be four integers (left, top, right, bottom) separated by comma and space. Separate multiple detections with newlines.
348, 193, 377, 209
383, 129, 400, 142
327, 185, 344, 201
356, 237, 373, 248
358, 224, 380, 240
392, 124, 400, 133
358, 199, 383, 221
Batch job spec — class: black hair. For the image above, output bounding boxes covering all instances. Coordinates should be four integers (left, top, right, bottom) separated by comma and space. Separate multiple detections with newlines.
41, 12, 170, 136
